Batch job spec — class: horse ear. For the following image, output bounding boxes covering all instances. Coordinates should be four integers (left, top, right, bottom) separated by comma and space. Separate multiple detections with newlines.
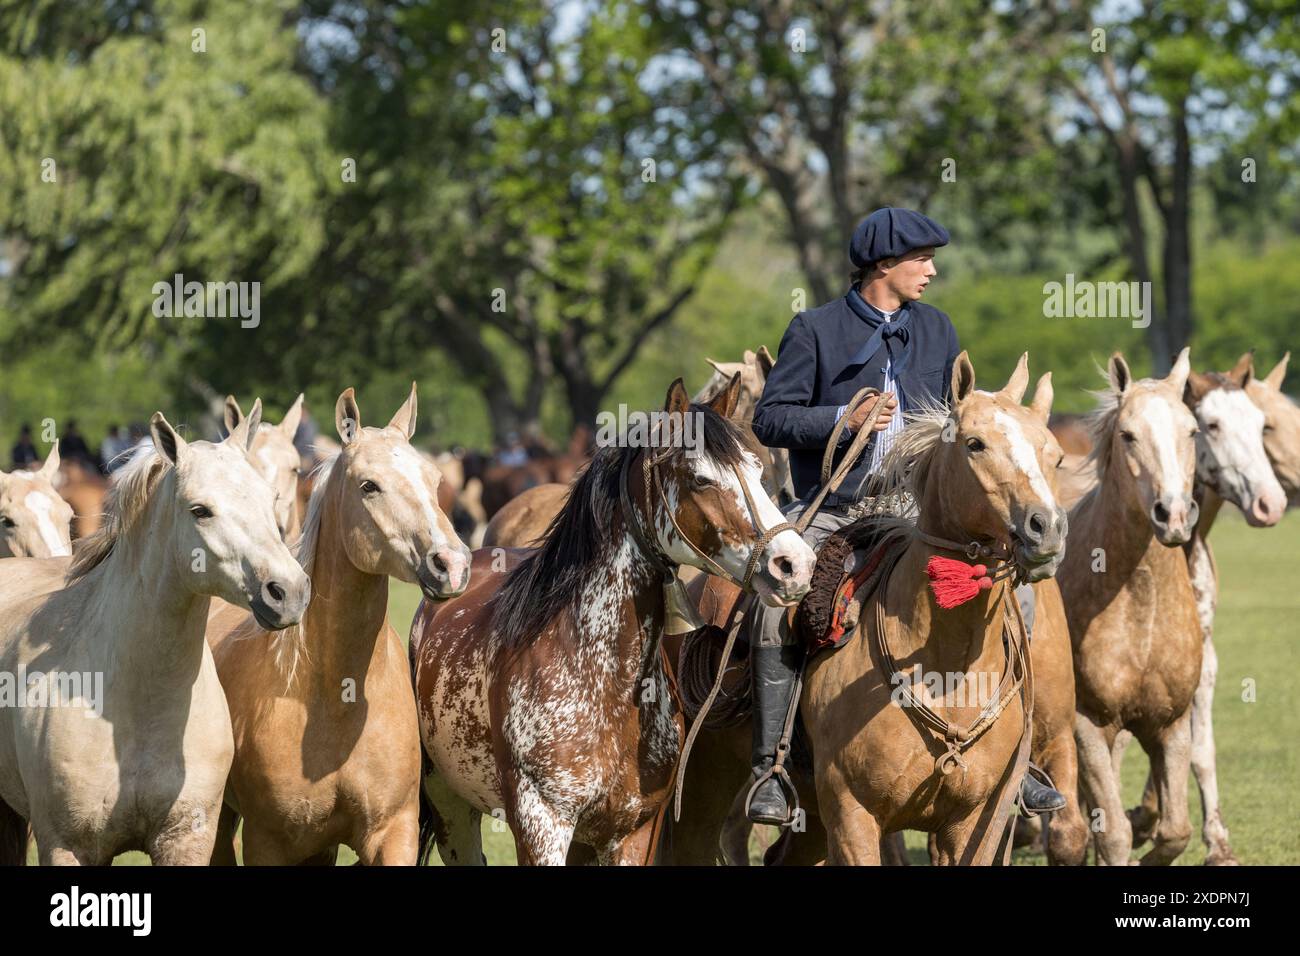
1263, 351, 1290, 391
1108, 352, 1132, 395
950, 351, 975, 405
706, 372, 742, 419
335, 388, 361, 445
226, 398, 262, 453
705, 358, 726, 375
1227, 350, 1255, 388
38, 443, 61, 481
1029, 372, 1054, 423
1184, 369, 1215, 404
756, 345, 775, 376
223, 395, 243, 436
150, 412, 188, 466
1002, 352, 1030, 404
387, 382, 418, 440
280, 393, 305, 440
1166, 347, 1191, 394
664, 378, 691, 416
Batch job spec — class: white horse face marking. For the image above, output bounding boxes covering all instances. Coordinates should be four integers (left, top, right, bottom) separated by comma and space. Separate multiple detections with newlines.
337, 430, 470, 598
1114, 384, 1199, 544
656, 449, 812, 606
0, 472, 73, 558
1195, 389, 1285, 526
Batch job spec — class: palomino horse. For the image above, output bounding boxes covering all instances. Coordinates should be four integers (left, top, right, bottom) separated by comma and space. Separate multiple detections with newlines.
0, 447, 73, 558
800, 352, 1067, 864
207, 385, 469, 865
1248, 351, 1300, 503
0, 405, 310, 865
411, 377, 815, 865
693, 347, 794, 504
1121, 352, 1287, 864
482, 482, 569, 548
225, 393, 305, 539
1060, 349, 1203, 865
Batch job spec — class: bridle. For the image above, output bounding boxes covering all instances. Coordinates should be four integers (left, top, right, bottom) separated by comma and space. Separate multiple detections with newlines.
617, 442, 794, 595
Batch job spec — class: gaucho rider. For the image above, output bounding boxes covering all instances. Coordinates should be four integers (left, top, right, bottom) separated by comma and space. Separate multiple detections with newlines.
748, 207, 1066, 826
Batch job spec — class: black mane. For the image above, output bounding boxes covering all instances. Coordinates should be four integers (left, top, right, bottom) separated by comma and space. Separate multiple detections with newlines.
488, 402, 751, 647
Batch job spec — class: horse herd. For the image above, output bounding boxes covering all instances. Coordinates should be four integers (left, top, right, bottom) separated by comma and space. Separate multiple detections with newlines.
0, 344, 1294, 865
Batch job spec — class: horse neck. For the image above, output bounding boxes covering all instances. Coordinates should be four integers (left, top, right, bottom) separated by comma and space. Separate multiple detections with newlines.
300, 481, 391, 684
1193, 482, 1225, 539
80, 478, 211, 681
564, 531, 665, 691
903, 503, 1012, 676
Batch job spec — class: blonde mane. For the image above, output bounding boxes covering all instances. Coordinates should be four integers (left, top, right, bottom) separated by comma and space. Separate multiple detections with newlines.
67, 453, 169, 580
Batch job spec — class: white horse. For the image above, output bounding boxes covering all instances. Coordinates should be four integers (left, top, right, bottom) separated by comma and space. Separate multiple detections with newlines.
0, 405, 310, 865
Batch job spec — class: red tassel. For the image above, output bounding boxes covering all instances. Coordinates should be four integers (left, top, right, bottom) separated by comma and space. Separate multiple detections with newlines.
926, 555, 993, 609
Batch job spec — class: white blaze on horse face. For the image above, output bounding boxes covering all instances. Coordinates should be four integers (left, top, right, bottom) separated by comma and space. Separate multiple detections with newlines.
1197, 389, 1286, 525
1139, 391, 1195, 499
993, 410, 1057, 514
23, 489, 71, 557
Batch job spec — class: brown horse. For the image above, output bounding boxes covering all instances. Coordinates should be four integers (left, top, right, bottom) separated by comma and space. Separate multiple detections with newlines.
668, 354, 1075, 866
481, 482, 569, 549
410, 377, 815, 865
53, 458, 109, 540
1120, 351, 1287, 864
1060, 349, 1204, 865
207, 385, 470, 865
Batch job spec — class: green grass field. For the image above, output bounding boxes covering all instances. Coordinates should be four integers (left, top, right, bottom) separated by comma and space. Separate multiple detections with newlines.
63, 507, 1298, 866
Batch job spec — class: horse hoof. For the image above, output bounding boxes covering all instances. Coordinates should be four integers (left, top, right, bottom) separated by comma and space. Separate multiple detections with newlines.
1205, 845, 1241, 866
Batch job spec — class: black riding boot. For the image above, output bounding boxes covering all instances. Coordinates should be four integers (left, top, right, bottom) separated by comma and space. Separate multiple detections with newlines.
748, 642, 802, 825
1019, 772, 1067, 814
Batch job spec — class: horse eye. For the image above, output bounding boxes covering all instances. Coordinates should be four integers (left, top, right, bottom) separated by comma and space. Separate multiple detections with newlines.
0, 516, 14, 528
1205, 422, 1220, 433
190, 505, 214, 520
1120, 431, 1136, 443
1263, 423, 1274, 433
965, 437, 985, 453
361, 479, 381, 495
1056, 454, 1065, 469
691, 473, 714, 489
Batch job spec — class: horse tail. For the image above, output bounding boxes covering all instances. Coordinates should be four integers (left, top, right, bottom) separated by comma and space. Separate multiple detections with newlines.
416, 755, 438, 866
0, 798, 28, 866
762, 827, 794, 866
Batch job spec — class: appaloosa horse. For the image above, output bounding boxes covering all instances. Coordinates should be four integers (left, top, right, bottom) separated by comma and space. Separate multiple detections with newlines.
207, 385, 470, 865
1060, 349, 1204, 865
410, 377, 815, 865
1121, 351, 1287, 864
0, 405, 310, 865
0, 446, 72, 558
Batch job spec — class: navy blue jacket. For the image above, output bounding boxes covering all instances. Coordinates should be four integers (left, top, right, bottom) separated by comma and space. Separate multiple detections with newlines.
752, 291, 961, 502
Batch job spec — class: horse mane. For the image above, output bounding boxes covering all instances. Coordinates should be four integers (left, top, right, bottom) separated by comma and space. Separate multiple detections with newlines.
489, 403, 750, 648
231, 452, 338, 685
67, 452, 169, 580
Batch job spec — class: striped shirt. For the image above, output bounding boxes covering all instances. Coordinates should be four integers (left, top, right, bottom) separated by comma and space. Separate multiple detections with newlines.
835, 306, 906, 477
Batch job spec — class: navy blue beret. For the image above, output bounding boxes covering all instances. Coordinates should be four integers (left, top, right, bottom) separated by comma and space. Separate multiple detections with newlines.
848, 207, 950, 268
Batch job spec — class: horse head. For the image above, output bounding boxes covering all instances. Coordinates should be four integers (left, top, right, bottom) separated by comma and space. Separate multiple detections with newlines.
1185, 354, 1285, 527
328, 384, 471, 600
0, 445, 73, 558
1242, 350, 1300, 505
226, 392, 304, 539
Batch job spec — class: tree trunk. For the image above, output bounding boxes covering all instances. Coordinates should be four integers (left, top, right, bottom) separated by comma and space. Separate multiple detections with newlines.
1161, 104, 1194, 368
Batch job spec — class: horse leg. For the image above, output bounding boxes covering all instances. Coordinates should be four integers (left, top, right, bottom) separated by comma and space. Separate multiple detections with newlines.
0, 798, 26, 866
880, 830, 909, 865
147, 818, 221, 866
598, 814, 661, 866
506, 781, 573, 866
1039, 730, 1089, 866
354, 798, 420, 866
209, 804, 240, 866
818, 784, 882, 866
1190, 633, 1237, 865
38, 843, 95, 865
421, 772, 485, 865
1074, 714, 1132, 865
1138, 714, 1193, 866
